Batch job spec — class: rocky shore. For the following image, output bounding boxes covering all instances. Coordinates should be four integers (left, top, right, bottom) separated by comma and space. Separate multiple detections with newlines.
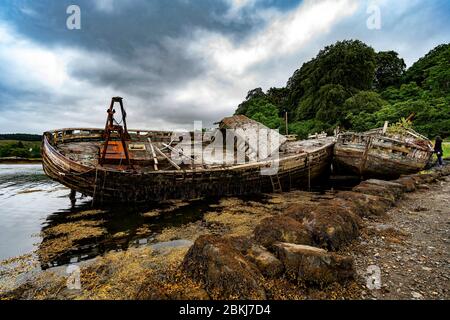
1, 166, 449, 300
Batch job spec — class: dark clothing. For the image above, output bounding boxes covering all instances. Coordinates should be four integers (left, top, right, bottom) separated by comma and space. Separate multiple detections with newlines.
437, 154, 443, 166
434, 140, 443, 154
435, 140, 444, 166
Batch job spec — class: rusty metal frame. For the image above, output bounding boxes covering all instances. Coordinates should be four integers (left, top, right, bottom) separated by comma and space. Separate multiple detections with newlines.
99, 97, 133, 167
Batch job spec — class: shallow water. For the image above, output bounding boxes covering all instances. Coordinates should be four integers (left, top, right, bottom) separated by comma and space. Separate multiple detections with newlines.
0, 164, 219, 268
0, 164, 359, 269
0, 164, 84, 261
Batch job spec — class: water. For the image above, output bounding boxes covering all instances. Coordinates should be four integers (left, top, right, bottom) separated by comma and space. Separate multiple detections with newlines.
0, 164, 80, 261
0, 164, 219, 268
0, 164, 360, 269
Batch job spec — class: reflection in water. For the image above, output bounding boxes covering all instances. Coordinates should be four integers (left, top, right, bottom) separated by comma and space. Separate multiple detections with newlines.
0, 164, 90, 262
39, 198, 220, 269
0, 165, 359, 270
0, 164, 221, 269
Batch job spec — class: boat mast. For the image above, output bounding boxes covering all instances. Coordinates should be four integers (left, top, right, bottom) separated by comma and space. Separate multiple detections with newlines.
99, 97, 133, 167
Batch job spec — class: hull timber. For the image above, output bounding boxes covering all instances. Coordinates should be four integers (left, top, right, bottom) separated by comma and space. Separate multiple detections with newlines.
333, 129, 433, 178
42, 128, 334, 203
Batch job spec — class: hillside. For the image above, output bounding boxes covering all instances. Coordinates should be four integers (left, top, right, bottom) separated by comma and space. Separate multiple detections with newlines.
0, 140, 42, 159
235, 41, 450, 139
0, 134, 42, 141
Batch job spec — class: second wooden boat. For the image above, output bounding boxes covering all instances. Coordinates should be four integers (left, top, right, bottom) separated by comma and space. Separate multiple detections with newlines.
333, 126, 433, 178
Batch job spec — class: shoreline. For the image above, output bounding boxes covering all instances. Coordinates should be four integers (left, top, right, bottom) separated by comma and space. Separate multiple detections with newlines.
0, 159, 42, 164
1, 166, 449, 300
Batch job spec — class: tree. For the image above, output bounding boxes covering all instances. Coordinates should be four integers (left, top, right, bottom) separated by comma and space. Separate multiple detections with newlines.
342, 91, 387, 129
404, 43, 450, 95
290, 40, 377, 122
374, 51, 406, 90
266, 87, 290, 114
345, 112, 378, 132
233, 41, 450, 140
288, 119, 328, 139
314, 84, 349, 125
236, 96, 283, 129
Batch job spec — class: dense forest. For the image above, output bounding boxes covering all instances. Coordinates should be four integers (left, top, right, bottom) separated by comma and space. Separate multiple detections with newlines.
235, 40, 450, 139
0, 134, 42, 141
0, 134, 42, 158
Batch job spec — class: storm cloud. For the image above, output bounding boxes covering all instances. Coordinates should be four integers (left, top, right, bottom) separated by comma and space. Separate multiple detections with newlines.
0, 0, 449, 133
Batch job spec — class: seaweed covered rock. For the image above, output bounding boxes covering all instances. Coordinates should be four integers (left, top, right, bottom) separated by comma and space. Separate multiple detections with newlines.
353, 181, 398, 204
253, 216, 312, 248
226, 236, 284, 278
181, 235, 266, 299
365, 179, 406, 195
334, 191, 392, 217
302, 199, 361, 250
410, 173, 437, 185
226, 235, 256, 253
394, 176, 417, 192
274, 243, 355, 285
442, 165, 450, 175
284, 202, 319, 221
246, 245, 284, 278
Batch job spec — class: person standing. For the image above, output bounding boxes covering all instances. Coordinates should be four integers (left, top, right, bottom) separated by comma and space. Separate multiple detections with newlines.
434, 136, 444, 167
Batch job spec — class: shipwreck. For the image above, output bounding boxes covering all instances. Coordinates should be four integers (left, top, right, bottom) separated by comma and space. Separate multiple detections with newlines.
333, 124, 434, 179
42, 97, 334, 202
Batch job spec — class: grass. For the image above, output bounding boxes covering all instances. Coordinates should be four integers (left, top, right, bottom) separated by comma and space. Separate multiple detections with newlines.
431, 140, 450, 161
0, 140, 41, 148
443, 142, 450, 160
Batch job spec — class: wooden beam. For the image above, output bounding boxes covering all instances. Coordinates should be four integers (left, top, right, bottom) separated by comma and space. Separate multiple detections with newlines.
162, 143, 194, 162
154, 144, 181, 170
148, 138, 159, 171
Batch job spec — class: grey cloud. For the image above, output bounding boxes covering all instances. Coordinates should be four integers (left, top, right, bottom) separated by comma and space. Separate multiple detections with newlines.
1, 0, 448, 134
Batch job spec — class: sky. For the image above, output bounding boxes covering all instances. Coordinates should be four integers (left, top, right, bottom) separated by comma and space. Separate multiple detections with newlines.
0, 0, 449, 134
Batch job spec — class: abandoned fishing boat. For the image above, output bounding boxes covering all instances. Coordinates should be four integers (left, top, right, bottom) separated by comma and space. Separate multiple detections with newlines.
42, 97, 335, 202
333, 124, 434, 178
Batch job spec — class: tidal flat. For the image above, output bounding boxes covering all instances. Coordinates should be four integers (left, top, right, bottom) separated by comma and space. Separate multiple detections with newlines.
1, 164, 449, 300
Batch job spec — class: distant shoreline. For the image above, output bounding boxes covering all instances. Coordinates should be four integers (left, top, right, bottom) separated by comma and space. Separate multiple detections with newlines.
0, 158, 42, 164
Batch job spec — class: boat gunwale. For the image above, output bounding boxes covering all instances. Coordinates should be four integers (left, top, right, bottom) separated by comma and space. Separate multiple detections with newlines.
337, 131, 433, 153
43, 128, 335, 176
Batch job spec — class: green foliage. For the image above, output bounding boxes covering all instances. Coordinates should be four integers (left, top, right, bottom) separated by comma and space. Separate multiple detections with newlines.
234, 41, 450, 139
342, 91, 387, 129
0, 134, 42, 141
314, 84, 349, 124
386, 118, 413, 135
0, 140, 41, 158
235, 95, 283, 129
288, 39, 377, 124
288, 119, 328, 139
345, 112, 378, 132
380, 82, 426, 103
344, 91, 386, 113
374, 51, 406, 90
404, 44, 450, 96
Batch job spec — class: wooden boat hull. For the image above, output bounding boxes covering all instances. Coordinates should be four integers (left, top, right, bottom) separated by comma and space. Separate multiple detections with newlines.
334, 132, 433, 178
42, 130, 334, 203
